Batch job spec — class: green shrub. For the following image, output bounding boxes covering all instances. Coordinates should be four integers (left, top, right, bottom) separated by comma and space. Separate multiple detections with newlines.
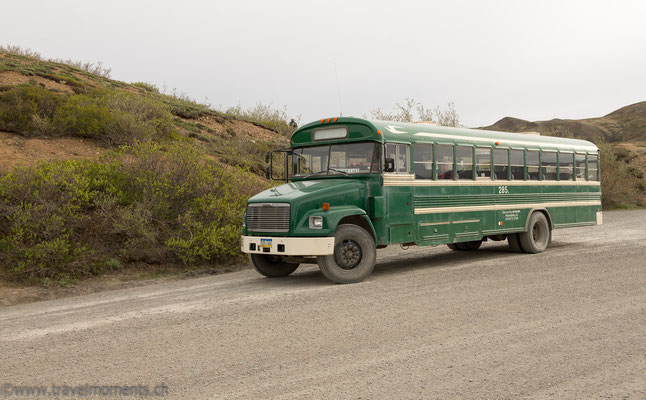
221, 103, 298, 136
0, 142, 269, 283
132, 82, 159, 93
0, 86, 176, 145
53, 89, 176, 145
599, 143, 645, 209
0, 85, 62, 135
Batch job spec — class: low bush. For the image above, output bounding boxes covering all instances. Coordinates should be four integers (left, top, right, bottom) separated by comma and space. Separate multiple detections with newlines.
0, 86, 176, 145
599, 143, 645, 209
0, 142, 269, 283
221, 103, 298, 136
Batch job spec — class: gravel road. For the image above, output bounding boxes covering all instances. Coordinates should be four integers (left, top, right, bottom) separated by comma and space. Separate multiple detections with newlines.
1, 210, 645, 399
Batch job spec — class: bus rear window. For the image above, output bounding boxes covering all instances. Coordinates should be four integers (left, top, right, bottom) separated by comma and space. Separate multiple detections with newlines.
588, 154, 599, 181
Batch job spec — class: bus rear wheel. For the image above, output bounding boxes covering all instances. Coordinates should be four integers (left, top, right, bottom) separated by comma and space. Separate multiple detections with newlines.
317, 225, 376, 284
508, 233, 524, 253
249, 254, 300, 278
519, 212, 551, 253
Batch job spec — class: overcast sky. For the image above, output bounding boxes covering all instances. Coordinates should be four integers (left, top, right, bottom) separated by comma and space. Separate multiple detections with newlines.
2, 0, 646, 127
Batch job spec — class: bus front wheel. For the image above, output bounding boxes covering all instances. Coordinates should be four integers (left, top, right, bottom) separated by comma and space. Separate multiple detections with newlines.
249, 254, 300, 278
519, 212, 551, 253
317, 225, 376, 284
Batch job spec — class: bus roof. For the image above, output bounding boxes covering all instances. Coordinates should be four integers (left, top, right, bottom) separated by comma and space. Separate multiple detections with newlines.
292, 117, 598, 153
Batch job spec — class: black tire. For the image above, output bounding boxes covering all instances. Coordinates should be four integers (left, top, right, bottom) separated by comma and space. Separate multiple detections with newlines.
508, 233, 524, 253
249, 254, 299, 278
455, 242, 469, 250
464, 240, 482, 250
447, 243, 460, 251
317, 225, 376, 284
519, 212, 551, 254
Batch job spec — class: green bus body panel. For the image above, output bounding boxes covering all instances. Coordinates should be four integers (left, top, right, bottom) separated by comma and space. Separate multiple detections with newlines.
244, 117, 601, 248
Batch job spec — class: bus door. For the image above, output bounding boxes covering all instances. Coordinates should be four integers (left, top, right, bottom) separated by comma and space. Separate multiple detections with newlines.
385, 143, 414, 243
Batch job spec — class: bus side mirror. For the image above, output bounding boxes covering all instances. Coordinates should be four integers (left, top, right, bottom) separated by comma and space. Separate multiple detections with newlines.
385, 158, 395, 173
265, 166, 271, 179
265, 151, 271, 163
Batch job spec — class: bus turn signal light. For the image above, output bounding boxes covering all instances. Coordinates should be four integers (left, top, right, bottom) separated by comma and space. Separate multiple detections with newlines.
322, 202, 330, 211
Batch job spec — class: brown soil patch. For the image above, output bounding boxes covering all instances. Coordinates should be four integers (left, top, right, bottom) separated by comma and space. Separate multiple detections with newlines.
196, 114, 286, 144
0, 70, 28, 85
0, 70, 74, 93
0, 131, 103, 171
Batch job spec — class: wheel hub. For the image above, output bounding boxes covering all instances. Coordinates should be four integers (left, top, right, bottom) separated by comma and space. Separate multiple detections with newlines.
334, 239, 362, 270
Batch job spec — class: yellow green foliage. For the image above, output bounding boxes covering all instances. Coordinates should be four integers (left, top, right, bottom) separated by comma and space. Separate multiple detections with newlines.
0, 142, 269, 283
0, 86, 175, 145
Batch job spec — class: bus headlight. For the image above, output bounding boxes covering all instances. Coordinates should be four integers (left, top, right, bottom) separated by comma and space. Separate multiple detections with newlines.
309, 216, 323, 229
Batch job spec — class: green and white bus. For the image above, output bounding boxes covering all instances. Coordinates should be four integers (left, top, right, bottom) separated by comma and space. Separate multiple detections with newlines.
241, 117, 602, 283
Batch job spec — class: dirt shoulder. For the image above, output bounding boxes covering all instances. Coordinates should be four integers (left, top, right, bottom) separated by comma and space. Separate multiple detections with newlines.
0, 263, 249, 308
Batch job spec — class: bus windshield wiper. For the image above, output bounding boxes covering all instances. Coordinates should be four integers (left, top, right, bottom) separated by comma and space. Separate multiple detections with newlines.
328, 168, 351, 177
303, 168, 351, 178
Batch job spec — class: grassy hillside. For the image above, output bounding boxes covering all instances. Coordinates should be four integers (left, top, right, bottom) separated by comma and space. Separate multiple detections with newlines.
483, 102, 646, 143
0, 49, 291, 285
483, 104, 646, 209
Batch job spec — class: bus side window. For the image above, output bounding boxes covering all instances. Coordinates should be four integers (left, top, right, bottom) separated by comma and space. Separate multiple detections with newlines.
436, 144, 454, 180
559, 152, 574, 181
542, 151, 557, 180
510, 149, 524, 180
575, 153, 586, 180
385, 143, 410, 174
588, 153, 599, 181
493, 148, 509, 180
527, 150, 539, 180
413, 143, 433, 179
476, 147, 492, 179
456, 145, 473, 180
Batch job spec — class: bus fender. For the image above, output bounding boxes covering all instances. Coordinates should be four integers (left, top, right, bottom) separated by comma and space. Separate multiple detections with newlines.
524, 208, 553, 231
322, 207, 377, 243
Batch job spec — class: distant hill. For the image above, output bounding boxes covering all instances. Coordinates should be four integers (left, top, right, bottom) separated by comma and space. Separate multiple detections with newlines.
482, 102, 646, 143
482, 102, 646, 210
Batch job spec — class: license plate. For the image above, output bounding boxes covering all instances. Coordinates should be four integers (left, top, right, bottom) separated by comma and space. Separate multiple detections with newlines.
260, 238, 272, 248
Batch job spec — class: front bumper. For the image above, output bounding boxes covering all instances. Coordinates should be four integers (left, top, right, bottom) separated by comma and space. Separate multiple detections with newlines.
241, 235, 335, 256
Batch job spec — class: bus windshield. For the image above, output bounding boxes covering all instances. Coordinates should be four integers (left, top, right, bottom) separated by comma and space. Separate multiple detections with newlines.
292, 142, 380, 177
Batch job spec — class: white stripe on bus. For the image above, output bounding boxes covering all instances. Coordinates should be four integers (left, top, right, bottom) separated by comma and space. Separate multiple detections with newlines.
414, 201, 601, 215
383, 174, 601, 186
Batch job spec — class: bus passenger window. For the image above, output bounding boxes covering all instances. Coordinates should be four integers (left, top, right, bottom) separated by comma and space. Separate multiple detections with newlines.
385, 143, 410, 174
511, 149, 524, 180
527, 150, 539, 180
575, 153, 586, 179
476, 147, 492, 179
542, 151, 557, 180
559, 153, 574, 181
436, 144, 454, 180
588, 154, 599, 181
456, 146, 473, 180
413, 143, 433, 179
493, 148, 509, 180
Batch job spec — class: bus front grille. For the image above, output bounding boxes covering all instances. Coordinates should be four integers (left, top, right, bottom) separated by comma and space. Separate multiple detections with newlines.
246, 203, 290, 233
